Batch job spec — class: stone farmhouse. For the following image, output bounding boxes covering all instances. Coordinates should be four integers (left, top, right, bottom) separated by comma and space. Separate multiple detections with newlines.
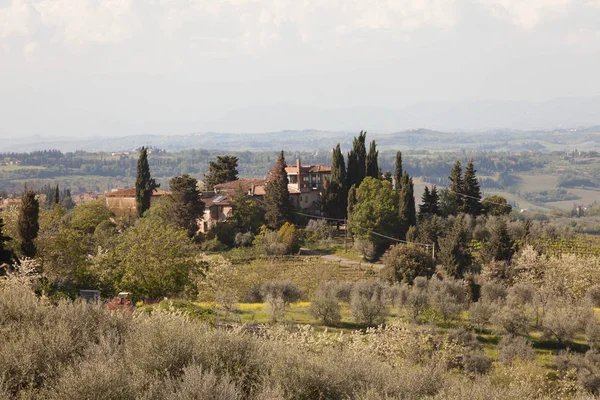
105, 188, 170, 224
198, 159, 331, 233
105, 159, 331, 233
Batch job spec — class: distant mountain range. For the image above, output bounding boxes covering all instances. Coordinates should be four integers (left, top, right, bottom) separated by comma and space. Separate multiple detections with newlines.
2, 97, 599, 153
3, 126, 600, 153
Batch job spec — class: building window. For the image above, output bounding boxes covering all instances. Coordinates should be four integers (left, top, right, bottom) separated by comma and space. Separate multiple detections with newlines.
289, 175, 297, 183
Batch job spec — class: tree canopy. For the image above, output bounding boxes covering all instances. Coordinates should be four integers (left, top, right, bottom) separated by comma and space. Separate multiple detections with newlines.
264, 151, 293, 229
135, 147, 159, 217
204, 155, 239, 191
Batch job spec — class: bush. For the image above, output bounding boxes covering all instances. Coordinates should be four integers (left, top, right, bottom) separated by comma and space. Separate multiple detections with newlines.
469, 301, 497, 331
354, 239, 376, 261
335, 281, 354, 303
541, 298, 586, 344
428, 278, 468, 322
350, 280, 389, 326
305, 219, 336, 243
309, 282, 341, 325
253, 230, 287, 256
382, 244, 435, 284
493, 305, 530, 337
278, 222, 300, 254
260, 280, 302, 323
586, 285, 600, 308
448, 327, 481, 350
480, 282, 508, 304
498, 336, 535, 365
507, 283, 535, 306
216, 289, 239, 314
406, 277, 430, 321
201, 237, 228, 252
234, 232, 254, 248
207, 223, 237, 248
462, 351, 492, 375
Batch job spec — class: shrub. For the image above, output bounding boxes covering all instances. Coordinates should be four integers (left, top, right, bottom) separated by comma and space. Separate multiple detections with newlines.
480, 282, 508, 304
448, 327, 481, 350
278, 222, 300, 254
207, 223, 237, 248
586, 285, 600, 308
305, 219, 336, 243
429, 278, 468, 322
350, 280, 389, 326
309, 282, 341, 325
260, 280, 302, 323
493, 305, 530, 337
507, 283, 535, 306
354, 239, 376, 261
253, 230, 287, 256
216, 289, 239, 314
462, 351, 492, 375
541, 298, 586, 344
201, 237, 228, 252
406, 276, 430, 321
469, 301, 497, 331
382, 244, 435, 284
498, 336, 535, 365
334, 281, 353, 303
234, 232, 254, 248
161, 366, 242, 400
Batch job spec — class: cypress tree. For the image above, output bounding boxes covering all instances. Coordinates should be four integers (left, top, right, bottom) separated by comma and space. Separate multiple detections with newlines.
346, 149, 358, 190
398, 172, 416, 239
323, 144, 347, 219
354, 130, 367, 185
366, 140, 379, 179
136, 147, 159, 217
60, 189, 76, 210
448, 161, 464, 214
462, 160, 482, 216
264, 151, 294, 229
394, 151, 403, 190
438, 214, 472, 278
18, 189, 39, 257
346, 184, 357, 236
52, 184, 60, 205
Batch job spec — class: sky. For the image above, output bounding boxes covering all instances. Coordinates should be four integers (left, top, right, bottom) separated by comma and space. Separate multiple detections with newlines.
1, 0, 600, 138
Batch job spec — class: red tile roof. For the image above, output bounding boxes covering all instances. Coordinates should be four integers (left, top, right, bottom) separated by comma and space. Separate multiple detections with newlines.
213, 178, 266, 193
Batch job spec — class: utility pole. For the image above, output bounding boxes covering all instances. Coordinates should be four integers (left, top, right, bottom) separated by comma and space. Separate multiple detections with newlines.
432, 243, 435, 260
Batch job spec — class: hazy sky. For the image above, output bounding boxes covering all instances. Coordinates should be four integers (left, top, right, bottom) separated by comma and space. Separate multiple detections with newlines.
1, 0, 600, 138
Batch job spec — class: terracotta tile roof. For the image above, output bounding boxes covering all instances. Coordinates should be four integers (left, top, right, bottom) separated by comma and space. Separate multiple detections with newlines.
285, 164, 331, 173
201, 191, 233, 207
213, 178, 266, 193
105, 188, 171, 198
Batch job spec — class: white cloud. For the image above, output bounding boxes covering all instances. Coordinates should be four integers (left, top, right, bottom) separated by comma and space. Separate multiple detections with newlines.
0, 0, 38, 38
476, 0, 573, 29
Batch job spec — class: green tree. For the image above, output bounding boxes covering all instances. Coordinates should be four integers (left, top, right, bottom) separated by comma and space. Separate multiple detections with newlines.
346, 131, 367, 189
323, 144, 347, 219
60, 189, 76, 210
394, 151, 403, 190
52, 184, 60, 205
135, 147, 159, 217
438, 214, 473, 278
365, 140, 379, 179
169, 174, 204, 236
448, 161, 464, 215
230, 185, 264, 233
482, 195, 512, 216
204, 155, 239, 191
18, 189, 40, 257
0, 217, 15, 267
462, 160, 483, 216
264, 151, 293, 229
382, 244, 435, 284
398, 172, 416, 239
480, 217, 514, 264
349, 177, 399, 255
419, 185, 440, 220
69, 199, 113, 234
93, 217, 206, 300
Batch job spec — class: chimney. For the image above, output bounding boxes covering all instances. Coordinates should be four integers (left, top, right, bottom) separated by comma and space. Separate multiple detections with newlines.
296, 158, 302, 190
